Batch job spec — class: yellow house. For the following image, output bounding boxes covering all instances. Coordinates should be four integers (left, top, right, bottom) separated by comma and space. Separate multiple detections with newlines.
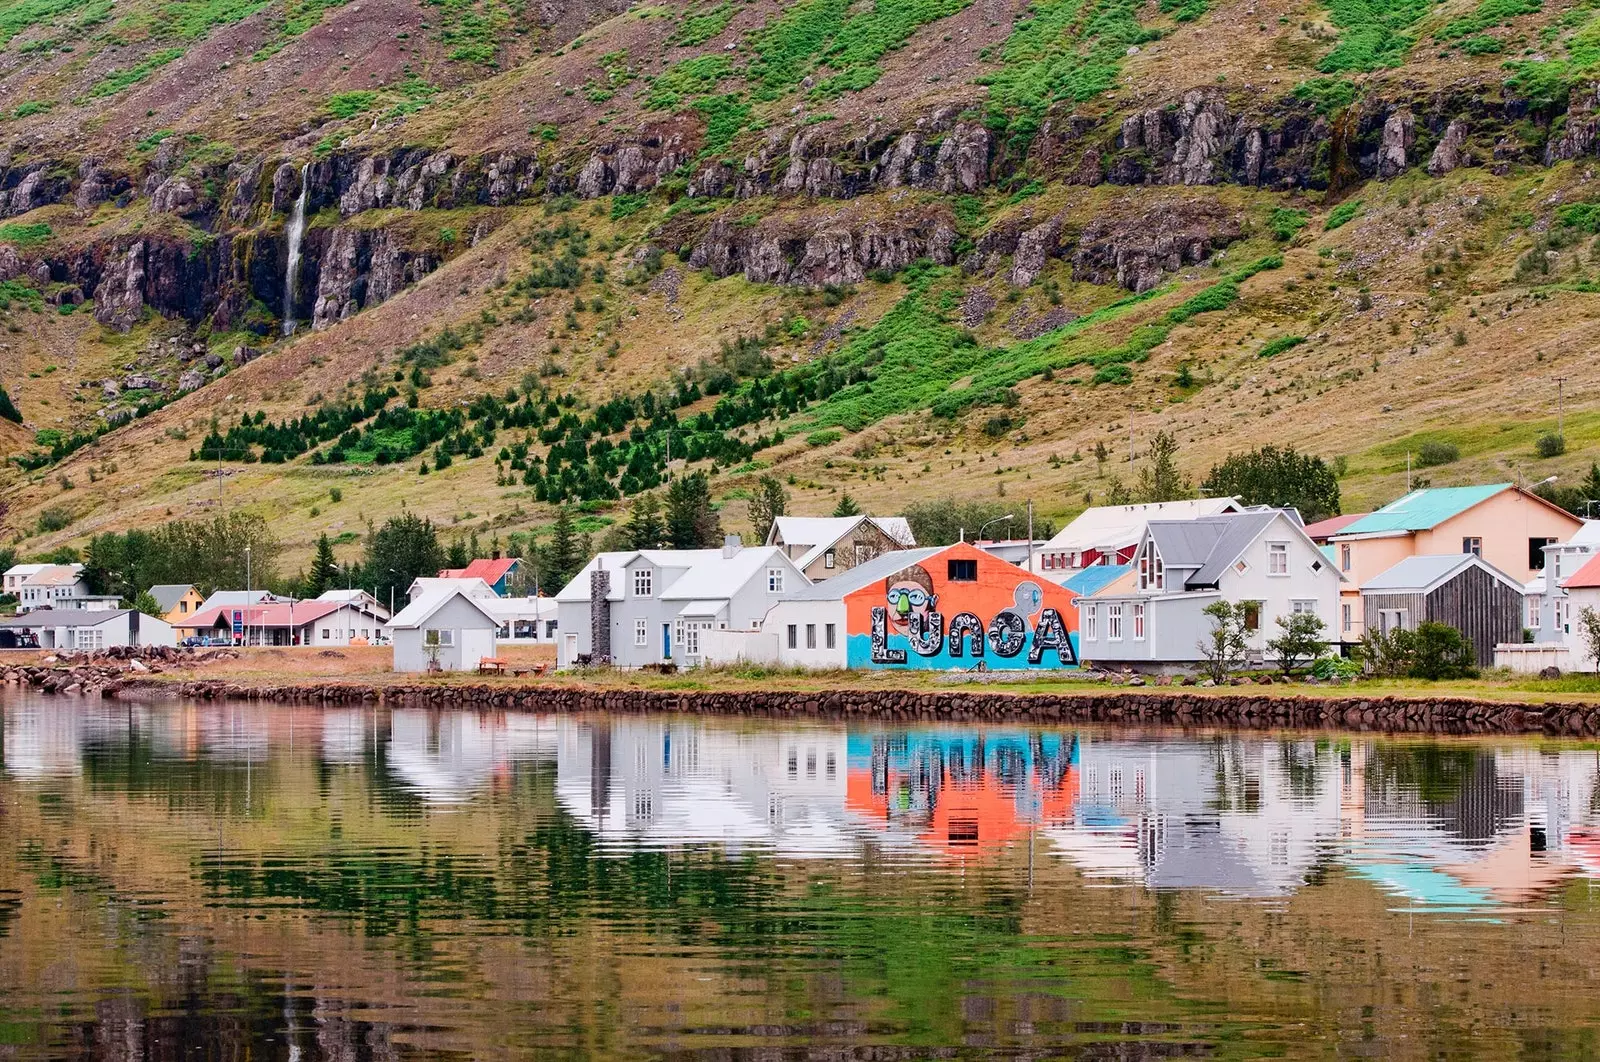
148, 584, 206, 632
1327, 484, 1581, 642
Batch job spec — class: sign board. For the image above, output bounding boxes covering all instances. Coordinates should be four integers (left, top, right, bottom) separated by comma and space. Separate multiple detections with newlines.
231, 609, 243, 639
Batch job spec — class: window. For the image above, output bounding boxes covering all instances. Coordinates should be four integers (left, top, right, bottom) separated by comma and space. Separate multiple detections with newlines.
634, 618, 648, 646
1530, 537, 1558, 570
425, 629, 455, 647
179, 601, 188, 614
73, 627, 103, 651
1086, 604, 1098, 640
948, 559, 978, 582
787, 624, 798, 649
633, 568, 653, 597
1132, 603, 1145, 640
1243, 603, 1261, 631
321, 628, 330, 639
767, 568, 785, 593
685, 624, 701, 656
1268, 543, 1289, 576
806, 623, 817, 649
825, 623, 836, 649
1528, 596, 1541, 628
1378, 608, 1409, 635
1107, 604, 1123, 640
825, 550, 836, 569
1340, 544, 1352, 572
1342, 603, 1352, 633
1291, 599, 1317, 615
1234, 560, 1249, 575
1151, 554, 1163, 590
1462, 536, 1482, 558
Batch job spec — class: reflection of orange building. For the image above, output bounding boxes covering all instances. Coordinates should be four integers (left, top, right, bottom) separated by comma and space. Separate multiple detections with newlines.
845, 731, 1078, 858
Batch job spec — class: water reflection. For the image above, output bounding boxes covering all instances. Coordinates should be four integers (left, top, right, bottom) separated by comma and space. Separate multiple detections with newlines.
6, 691, 1600, 1059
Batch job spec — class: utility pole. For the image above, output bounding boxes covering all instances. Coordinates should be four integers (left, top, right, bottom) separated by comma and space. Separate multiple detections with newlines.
1026, 499, 1035, 574
1557, 376, 1568, 441
1406, 452, 1412, 493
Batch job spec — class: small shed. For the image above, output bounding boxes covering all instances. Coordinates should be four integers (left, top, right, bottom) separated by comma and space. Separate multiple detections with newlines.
1360, 554, 1524, 665
389, 586, 500, 672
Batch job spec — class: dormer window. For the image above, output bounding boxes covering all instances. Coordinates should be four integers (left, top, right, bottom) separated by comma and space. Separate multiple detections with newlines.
633, 568, 653, 597
1138, 546, 1165, 591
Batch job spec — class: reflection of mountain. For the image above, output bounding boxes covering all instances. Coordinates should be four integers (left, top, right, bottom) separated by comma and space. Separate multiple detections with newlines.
555, 718, 857, 856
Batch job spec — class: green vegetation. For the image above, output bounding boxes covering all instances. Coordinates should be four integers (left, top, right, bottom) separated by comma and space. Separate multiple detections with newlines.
694, 94, 752, 153
1556, 201, 1600, 231
812, 0, 971, 98
610, 193, 649, 220
1504, 4, 1600, 104
1438, 0, 1540, 40
1268, 207, 1307, 241
1257, 334, 1306, 357
0, 221, 51, 249
673, 2, 732, 46
644, 54, 734, 109
252, 0, 348, 58
1416, 439, 1460, 466
326, 90, 378, 118
11, 100, 49, 117
424, 0, 509, 64
0, 0, 95, 46
164, 0, 269, 40
980, 0, 1163, 140
1324, 199, 1362, 230
86, 47, 183, 97
0, 278, 42, 309
1316, 0, 1432, 71
0, 381, 20, 423
1293, 77, 1358, 113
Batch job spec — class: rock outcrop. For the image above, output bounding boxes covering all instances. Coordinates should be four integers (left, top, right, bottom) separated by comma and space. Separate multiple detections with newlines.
689, 210, 958, 285
1073, 200, 1244, 292
1377, 110, 1414, 179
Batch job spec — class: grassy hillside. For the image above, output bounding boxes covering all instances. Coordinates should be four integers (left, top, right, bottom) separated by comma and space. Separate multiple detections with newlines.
2, 0, 1600, 568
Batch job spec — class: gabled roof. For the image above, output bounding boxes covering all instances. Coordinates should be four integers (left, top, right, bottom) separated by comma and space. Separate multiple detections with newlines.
409, 576, 497, 601
1043, 498, 1242, 554
147, 584, 197, 613
0, 608, 137, 627
1335, 484, 1513, 536
3, 563, 49, 579
555, 549, 724, 602
1362, 553, 1524, 595
389, 585, 502, 629
22, 564, 86, 587
783, 547, 947, 602
658, 546, 800, 601
188, 600, 349, 629
1146, 510, 1322, 589
1061, 564, 1131, 597
199, 590, 288, 611
1563, 551, 1600, 590
438, 557, 519, 585
1302, 513, 1365, 541
769, 515, 915, 553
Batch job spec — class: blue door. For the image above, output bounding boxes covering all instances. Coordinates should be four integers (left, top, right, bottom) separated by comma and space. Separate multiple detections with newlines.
662, 623, 672, 659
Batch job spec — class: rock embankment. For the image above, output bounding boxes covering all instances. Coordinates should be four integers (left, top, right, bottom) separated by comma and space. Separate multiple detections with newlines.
0, 646, 238, 698
92, 678, 1600, 736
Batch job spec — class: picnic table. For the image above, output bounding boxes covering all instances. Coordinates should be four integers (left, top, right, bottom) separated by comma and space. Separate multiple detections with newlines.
478, 657, 508, 674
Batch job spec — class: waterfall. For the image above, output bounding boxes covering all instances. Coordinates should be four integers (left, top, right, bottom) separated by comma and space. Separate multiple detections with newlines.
282, 163, 309, 336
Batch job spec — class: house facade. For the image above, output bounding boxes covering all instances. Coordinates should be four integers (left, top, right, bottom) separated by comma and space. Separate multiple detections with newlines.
762, 542, 1080, 671
766, 515, 915, 581
555, 540, 807, 669
149, 584, 206, 626
1328, 484, 1581, 643
185, 600, 388, 646
0, 608, 176, 650
389, 587, 500, 672
16, 564, 90, 612
438, 557, 521, 596
1037, 498, 1243, 580
1359, 554, 1526, 666
2, 563, 48, 598
1077, 509, 1342, 669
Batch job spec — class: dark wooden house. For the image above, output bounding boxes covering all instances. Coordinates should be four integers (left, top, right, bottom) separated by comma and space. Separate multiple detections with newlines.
1360, 553, 1525, 665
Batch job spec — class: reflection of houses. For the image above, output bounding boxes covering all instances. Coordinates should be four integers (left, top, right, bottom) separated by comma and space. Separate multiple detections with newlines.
845, 729, 1079, 857
554, 718, 855, 856
385, 709, 558, 803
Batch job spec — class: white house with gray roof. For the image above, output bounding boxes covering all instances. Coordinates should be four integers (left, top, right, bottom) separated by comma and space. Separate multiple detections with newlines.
554, 537, 808, 669
1076, 508, 1341, 669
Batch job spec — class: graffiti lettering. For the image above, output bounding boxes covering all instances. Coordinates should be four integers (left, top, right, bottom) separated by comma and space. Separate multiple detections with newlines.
909, 611, 944, 657
869, 606, 907, 664
987, 612, 1027, 657
947, 612, 985, 657
1028, 608, 1078, 665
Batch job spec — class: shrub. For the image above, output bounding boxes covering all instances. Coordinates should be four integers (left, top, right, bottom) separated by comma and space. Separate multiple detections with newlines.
1324, 200, 1362, 230
1536, 431, 1567, 458
1416, 440, 1459, 467
1258, 335, 1306, 358
806, 429, 842, 447
36, 506, 72, 533
1409, 622, 1476, 679
1268, 207, 1308, 241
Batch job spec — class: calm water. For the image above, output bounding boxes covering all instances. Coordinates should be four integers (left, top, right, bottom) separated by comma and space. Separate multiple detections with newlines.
3, 694, 1600, 1059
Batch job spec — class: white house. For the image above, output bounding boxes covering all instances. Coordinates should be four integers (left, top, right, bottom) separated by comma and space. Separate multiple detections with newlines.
317, 588, 393, 623
184, 599, 389, 646
1037, 498, 1243, 580
555, 538, 807, 669
2, 563, 48, 598
389, 585, 501, 672
16, 564, 91, 612
1076, 508, 1342, 670
405, 576, 555, 643
0, 608, 176, 651
1525, 520, 1600, 642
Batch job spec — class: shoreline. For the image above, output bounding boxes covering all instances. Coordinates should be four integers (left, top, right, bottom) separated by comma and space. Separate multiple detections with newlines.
106, 676, 1600, 736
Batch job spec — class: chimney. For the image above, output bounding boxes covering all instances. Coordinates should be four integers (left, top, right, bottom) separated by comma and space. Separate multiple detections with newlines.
589, 568, 611, 664
722, 534, 742, 558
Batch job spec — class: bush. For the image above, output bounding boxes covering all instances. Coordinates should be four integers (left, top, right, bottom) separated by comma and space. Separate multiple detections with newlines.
1536, 431, 1567, 458
1409, 622, 1476, 680
1324, 200, 1362, 231
36, 506, 72, 533
1416, 440, 1459, 467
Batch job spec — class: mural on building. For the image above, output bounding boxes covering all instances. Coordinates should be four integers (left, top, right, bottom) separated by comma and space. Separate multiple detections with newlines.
845, 545, 1081, 670
845, 729, 1080, 857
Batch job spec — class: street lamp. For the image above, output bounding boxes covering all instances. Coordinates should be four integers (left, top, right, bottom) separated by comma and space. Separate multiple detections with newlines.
977, 513, 1016, 543
244, 545, 251, 648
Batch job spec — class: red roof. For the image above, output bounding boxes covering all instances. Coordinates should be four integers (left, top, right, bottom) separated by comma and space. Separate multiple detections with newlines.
186, 600, 348, 629
439, 558, 517, 584
1302, 513, 1366, 541
1564, 552, 1600, 590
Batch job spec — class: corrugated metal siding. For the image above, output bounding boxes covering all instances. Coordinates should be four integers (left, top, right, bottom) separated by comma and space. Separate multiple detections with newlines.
1363, 569, 1523, 665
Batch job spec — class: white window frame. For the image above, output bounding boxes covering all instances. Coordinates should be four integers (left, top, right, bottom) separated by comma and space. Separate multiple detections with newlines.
1340, 543, 1352, 572
806, 623, 817, 649
1086, 604, 1098, 640
1290, 599, 1317, 615
425, 628, 455, 647
685, 623, 701, 656
634, 618, 648, 646
1268, 542, 1289, 576
1527, 597, 1541, 629
1342, 603, 1352, 633
825, 623, 836, 649
633, 567, 653, 597
1107, 603, 1123, 641
787, 624, 797, 649
1463, 536, 1483, 558
824, 550, 836, 569
767, 567, 785, 593
1132, 602, 1145, 641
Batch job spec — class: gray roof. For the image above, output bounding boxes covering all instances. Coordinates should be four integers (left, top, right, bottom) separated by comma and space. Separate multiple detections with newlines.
1361, 553, 1523, 595
0, 608, 134, 626
1147, 511, 1281, 589
784, 547, 944, 602
147, 584, 195, 613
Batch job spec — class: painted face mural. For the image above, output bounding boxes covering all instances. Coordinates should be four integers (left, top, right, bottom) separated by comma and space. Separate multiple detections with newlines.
884, 564, 936, 636
847, 548, 1080, 671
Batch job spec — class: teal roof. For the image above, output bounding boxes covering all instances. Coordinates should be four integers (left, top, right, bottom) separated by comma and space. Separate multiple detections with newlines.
1337, 484, 1511, 536
1063, 564, 1130, 597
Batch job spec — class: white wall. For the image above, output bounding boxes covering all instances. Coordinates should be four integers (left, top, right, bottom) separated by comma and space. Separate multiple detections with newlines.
304, 606, 387, 646
766, 601, 848, 669
702, 629, 780, 666
391, 595, 498, 672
